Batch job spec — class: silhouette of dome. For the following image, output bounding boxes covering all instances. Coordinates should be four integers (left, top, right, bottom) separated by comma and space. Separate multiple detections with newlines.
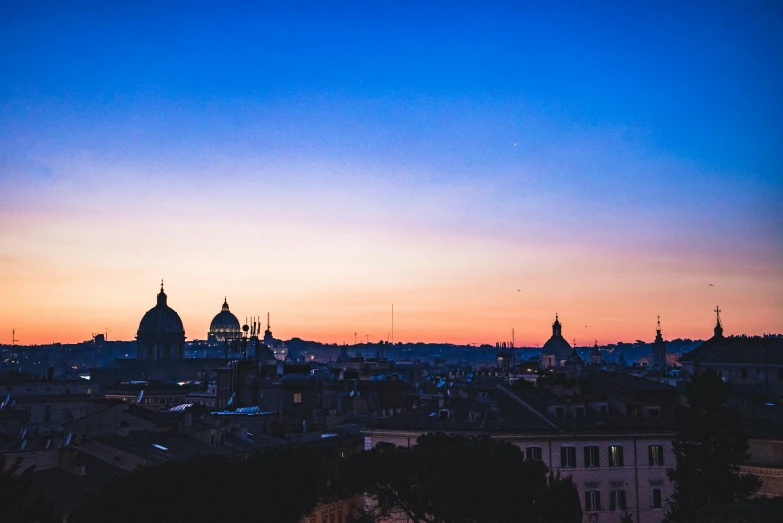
336, 345, 350, 364
208, 298, 241, 345
540, 314, 572, 366
136, 282, 185, 361
138, 286, 185, 336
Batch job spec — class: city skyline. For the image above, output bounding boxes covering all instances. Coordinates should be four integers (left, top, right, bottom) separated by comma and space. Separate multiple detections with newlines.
2, 2, 782, 345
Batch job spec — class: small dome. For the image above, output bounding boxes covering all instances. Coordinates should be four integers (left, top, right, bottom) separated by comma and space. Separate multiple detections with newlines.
541, 336, 572, 360
541, 313, 572, 362
138, 286, 185, 336
336, 345, 350, 363
208, 297, 241, 344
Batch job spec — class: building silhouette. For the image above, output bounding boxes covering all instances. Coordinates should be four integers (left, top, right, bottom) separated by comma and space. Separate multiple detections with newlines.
135, 282, 185, 361
540, 314, 572, 368
207, 298, 241, 346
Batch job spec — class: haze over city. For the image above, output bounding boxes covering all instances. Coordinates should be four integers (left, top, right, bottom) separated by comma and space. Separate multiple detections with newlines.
1, 1, 781, 345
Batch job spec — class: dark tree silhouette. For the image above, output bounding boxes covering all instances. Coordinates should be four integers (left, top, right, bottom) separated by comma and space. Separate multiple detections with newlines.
0, 454, 56, 523
344, 433, 582, 523
70, 445, 341, 523
666, 369, 760, 522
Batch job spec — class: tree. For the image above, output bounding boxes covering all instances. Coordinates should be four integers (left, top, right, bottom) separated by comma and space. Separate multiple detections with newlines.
0, 454, 56, 523
666, 369, 760, 522
70, 445, 342, 523
345, 433, 582, 523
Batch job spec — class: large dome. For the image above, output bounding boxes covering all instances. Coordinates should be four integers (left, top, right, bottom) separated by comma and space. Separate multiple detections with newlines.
136, 282, 186, 361
208, 298, 241, 345
138, 287, 185, 336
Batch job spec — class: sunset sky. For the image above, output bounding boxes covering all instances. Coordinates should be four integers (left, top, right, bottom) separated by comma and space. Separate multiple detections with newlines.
1, 1, 781, 346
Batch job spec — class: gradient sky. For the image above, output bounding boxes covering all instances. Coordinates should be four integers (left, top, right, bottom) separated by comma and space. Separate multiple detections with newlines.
1, 1, 781, 346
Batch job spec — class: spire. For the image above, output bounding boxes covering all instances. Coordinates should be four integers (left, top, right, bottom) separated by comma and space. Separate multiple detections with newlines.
267, 312, 270, 331
157, 280, 167, 306
714, 305, 723, 338
655, 315, 664, 343
222, 297, 229, 311
552, 313, 562, 337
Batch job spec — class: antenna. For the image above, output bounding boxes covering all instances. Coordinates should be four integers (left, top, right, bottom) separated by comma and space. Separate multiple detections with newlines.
267, 312, 270, 330
392, 304, 394, 345
12, 329, 18, 346
512, 328, 515, 348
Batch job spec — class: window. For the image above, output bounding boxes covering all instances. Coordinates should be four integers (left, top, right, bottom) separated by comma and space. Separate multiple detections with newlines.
741, 368, 748, 379
585, 490, 601, 511
556, 407, 565, 417
609, 445, 624, 467
575, 406, 585, 417
293, 392, 302, 404
610, 489, 627, 510
44, 407, 51, 422
649, 445, 664, 466
526, 447, 542, 461
779, 369, 783, 380
210, 434, 215, 445
648, 407, 660, 418
585, 446, 600, 467
652, 488, 663, 509
758, 369, 767, 382
599, 405, 608, 414
561, 446, 576, 468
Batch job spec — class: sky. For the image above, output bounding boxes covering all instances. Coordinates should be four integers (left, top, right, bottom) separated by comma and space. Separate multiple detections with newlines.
1, 1, 781, 346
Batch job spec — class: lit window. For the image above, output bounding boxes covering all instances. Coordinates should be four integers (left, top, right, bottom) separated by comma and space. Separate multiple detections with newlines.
293, 392, 302, 404
609, 445, 624, 467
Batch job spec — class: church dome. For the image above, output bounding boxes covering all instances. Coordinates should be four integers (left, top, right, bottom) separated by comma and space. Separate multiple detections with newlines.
137, 285, 185, 337
136, 282, 186, 361
541, 314, 572, 362
208, 298, 241, 345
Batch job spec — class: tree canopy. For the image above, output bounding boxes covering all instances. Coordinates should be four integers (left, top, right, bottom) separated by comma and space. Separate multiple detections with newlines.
344, 433, 582, 523
666, 369, 760, 522
70, 445, 341, 523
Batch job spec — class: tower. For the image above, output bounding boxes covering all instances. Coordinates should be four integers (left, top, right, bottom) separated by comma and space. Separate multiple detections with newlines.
651, 315, 667, 369
263, 312, 274, 345
713, 306, 724, 338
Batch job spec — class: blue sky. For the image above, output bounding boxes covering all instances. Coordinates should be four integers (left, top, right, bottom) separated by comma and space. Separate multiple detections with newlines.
1, 1, 781, 343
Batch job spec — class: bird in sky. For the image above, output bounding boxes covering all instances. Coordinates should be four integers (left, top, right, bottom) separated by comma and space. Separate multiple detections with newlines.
709, 283, 714, 286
